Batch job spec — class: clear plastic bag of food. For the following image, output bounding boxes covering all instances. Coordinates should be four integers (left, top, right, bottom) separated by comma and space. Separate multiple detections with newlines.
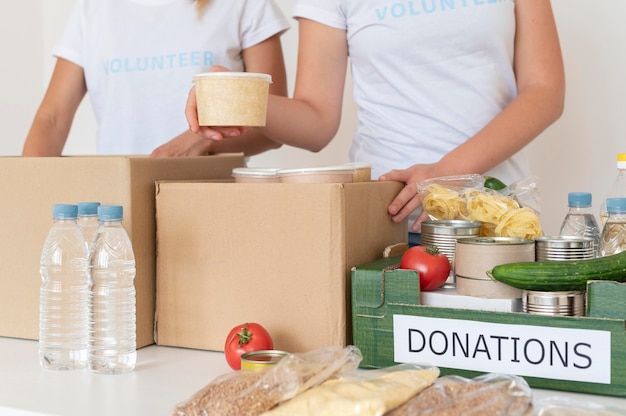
531, 396, 626, 416
386, 373, 533, 416
262, 363, 440, 416
173, 345, 363, 416
417, 174, 543, 239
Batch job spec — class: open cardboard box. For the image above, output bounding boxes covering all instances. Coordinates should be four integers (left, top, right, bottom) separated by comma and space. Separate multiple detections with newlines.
0, 155, 244, 348
155, 180, 407, 353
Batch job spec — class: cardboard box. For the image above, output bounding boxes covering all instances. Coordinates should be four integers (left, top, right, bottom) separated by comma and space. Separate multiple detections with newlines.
0, 155, 244, 348
352, 256, 626, 397
155, 181, 407, 353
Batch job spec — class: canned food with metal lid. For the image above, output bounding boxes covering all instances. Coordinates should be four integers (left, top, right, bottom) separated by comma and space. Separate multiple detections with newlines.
240, 349, 289, 373
421, 220, 482, 286
535, 236, 595, 261
523, 290, 586, 317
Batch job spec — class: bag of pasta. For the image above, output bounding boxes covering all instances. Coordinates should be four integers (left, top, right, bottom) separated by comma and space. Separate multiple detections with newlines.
262, 363, 440, 416
417, 174, 543, 239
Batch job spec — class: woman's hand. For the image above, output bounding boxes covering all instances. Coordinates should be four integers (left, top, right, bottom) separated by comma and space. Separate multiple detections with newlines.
150, 130, 214, 157
378, 164, 437, 232
185, 85, 247, 141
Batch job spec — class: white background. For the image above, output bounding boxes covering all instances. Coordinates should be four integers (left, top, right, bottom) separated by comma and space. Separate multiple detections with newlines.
4, 1, 626, 235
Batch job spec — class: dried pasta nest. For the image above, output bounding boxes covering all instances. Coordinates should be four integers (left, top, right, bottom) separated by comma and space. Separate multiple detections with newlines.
422, 184, 542, 239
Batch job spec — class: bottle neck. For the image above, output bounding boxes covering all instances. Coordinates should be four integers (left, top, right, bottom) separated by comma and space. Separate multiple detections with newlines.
606, 212, 626, 222
101, 219, 124, 226
54, 218, 77, 224
568, 205, 593, 213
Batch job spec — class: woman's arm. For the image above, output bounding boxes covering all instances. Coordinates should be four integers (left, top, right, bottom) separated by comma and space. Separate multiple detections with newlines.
22, 58, 87, 156
381, 0, 565, 227
152, 34, 288, 157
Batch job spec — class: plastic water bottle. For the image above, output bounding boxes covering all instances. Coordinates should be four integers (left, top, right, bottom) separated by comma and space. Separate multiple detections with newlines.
77, 201, 100, 256
39, 204, 91, 370
559, 192, 601, 256
89, 205, 137, 374
598, 197, 626, 257
600, 153, 626, 225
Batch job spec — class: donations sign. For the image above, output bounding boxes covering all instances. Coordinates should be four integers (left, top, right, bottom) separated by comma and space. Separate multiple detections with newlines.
393, 315, 611, 384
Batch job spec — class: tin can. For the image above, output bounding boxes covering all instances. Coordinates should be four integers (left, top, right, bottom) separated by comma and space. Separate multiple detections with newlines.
523, 290, 585, 317
420, 220, 482, 286
535, 236, 595, 261
240, 349, 289, 373
455, 237, 535, 299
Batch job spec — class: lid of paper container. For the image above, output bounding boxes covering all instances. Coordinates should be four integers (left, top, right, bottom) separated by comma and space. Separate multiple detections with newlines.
232, 167, 280, 178
277, 165, 356, 176
342, 162, 372, 169
193, 72, 272, 83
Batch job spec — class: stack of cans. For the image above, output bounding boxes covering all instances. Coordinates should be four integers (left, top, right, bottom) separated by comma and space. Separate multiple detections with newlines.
420, 220, 482, 285
535, 236, 595, 261
525, 236, 593, 317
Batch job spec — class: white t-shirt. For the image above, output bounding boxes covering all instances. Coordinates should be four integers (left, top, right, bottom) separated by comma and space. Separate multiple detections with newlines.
292, 0, 529, 186
54, 0, 289, 154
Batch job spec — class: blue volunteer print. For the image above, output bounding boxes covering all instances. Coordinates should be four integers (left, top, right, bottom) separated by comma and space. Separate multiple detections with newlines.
104, 50, 215, 74
375, 0, 513, 21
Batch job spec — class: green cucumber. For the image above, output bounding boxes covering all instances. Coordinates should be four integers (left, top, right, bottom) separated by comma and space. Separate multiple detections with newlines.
488, 251, 626, 291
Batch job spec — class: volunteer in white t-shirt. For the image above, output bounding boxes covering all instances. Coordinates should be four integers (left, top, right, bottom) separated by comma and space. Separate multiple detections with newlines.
186, 0, 565, 239
23, 0, 289, 157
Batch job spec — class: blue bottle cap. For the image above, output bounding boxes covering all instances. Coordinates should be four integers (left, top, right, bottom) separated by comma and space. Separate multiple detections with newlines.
567, 192, 592, 208
97, 205, 124, 221
52, 204, 78, 219
606, 198, 626, 214
77, 201, 101, 216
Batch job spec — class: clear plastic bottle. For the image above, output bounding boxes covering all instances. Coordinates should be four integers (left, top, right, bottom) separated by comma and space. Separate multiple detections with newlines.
77, 201, 100, 256
598, 197, 626, 257
89, 205, 137, 374
559, 192, 601, 256
599, 153, 626, 225
39, 204, 91, 370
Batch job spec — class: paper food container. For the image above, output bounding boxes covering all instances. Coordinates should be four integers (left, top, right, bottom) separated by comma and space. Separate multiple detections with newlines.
194, 72, 271, 126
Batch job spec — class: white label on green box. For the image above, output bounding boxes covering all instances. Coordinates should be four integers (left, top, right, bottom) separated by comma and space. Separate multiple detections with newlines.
393, 315, 611, 384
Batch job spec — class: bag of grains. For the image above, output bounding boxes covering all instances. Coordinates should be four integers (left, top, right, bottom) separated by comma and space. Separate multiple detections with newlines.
386, 373, 532, 416
172, 346, 363, 416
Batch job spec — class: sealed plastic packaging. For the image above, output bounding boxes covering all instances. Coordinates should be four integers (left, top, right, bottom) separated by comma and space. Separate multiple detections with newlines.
417, 174, 543, 239
173, 346, 363, 416
386, 373, 532, 416
532, 396, 626, 416
263, 363, 439, 416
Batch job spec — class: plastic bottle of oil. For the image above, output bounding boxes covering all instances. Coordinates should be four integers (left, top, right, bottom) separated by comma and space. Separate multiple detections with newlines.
599, 153, 626, 225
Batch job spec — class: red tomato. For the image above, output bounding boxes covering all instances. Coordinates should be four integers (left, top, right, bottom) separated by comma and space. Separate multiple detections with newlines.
399, 245, 451, 291
224, 322, 274, 370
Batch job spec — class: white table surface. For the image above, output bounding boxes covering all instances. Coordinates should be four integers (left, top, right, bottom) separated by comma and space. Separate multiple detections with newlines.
1, 337, 625, 416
